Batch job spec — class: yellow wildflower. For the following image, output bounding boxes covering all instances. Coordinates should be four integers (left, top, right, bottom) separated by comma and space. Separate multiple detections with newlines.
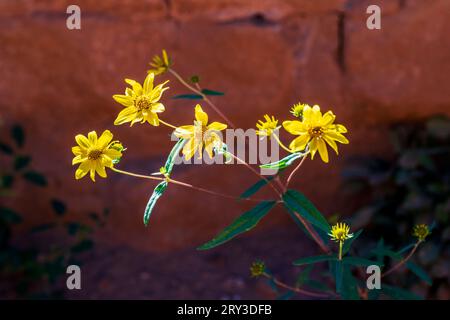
113, 73, 169, 126
72, 130, 123, 182
282, 105, 349, 163
329, 222, 353, 243
174, 104, 227, 160
290, 103, 306, 118
148, 49, 171, 75
250, 260, 265, 278
413, 224, 430, 242
256, 115, 279, 138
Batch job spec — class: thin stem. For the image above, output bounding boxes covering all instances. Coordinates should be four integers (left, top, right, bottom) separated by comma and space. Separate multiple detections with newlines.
284, 155, 308, 192
168, 68, 236, 128
338, 241, 343, 261
262, 273, 334, 298
272, 133, 292, 153
229, 153, 282, 198
159, 119, 178, 130
382, 241, 421, 278
292, 210, 331, 254
111, 167, 273, 203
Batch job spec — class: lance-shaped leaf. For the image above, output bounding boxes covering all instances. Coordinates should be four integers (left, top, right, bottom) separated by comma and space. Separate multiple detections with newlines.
198, 201, 277, 250
260, 152, 305, 169
143, 181, 168, 226
293, 254, 337, 266
201, 89, 224, 96
163, 139, 186, 175
172, 94, 203, 100
283, 190, 331, 233
405, 261, 432, 285
239, 176, 276, 199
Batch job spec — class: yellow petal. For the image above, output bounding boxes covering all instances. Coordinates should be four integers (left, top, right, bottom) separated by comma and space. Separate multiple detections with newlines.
309, 138, 318, 159
320, 111, 336, 127
151, 103, 165, 113
311, 105, 322, 125
316, 138, 329, 163
195, 104, 208, 126
103, 149, 121, 161
322, 134, 339, 154
207, 121, 227, 131
88, 131, 98, 145
101, 155, 113, 168
113, 94, 134, 107
95, 161, 107, 178
143, 72, 155, 95
289, 134, 310, 152
145, 112, 160, 126
72, 155, 87, 165
162, 49, 169, 66
175, 125, 195, 139
114, 106, 137, 125
326, 131, 349, 144
182, 138, 196, 160
90, 167, 96, 182
75, 161, 91, 180
283, 120, 305, 135
124, 78, 143, 96
75, 134, 90, 149
72, 146, 83, 156
149, 81, 169, 102
97, 130, 113, 149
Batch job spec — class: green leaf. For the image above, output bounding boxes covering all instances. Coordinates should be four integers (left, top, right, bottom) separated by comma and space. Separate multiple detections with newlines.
50, 199, 67, 216
282, 189, 330, 232
341, 265, 360, 300
0, 142, 14, 155
333, 260, 344, 293
13, 155, 31, 171
201, 89, 224, 96
143, 181, 168, 226
198, 201, 277, 250
239, 176, 275, 199
23, 171, 47, 186
293, 255, 337, 266
406, 261, 432, 285
295, 265, 314, 287
11, 125, 25, 147
0, 207, 22, 223
342, 229, 362, 255
260, 152, 305, 169
381, 285, 423, 300
163, 139, 186, 175
343, 257, 383, 267
172, 94, 203, 100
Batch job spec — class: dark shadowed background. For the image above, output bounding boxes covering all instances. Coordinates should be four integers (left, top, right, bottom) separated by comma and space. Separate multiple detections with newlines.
1, 0, 449, 299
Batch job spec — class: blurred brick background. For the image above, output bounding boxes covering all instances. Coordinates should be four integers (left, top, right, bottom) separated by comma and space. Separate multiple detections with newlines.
1, 0, 449, 253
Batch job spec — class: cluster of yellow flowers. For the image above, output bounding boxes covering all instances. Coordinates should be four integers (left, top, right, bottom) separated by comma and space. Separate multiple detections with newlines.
255, 103, 349, 163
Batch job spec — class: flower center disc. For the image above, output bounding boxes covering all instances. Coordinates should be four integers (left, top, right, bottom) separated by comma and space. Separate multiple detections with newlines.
310, 126, 323, 138
88, 149, 102, 160
135, 96, 151, 111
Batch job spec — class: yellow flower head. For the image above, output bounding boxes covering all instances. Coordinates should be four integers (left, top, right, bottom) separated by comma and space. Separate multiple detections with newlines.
72, 130, 123, 182
290, 103, 307, 118
249, 260, 265, 278
329, 222, 353, 243
148, 49, 171, 75
282, 104, 349, 163
174, 104, 227, 160
256, 115, 279, 138
113, 73, 169, 127
413, 224, 430, 242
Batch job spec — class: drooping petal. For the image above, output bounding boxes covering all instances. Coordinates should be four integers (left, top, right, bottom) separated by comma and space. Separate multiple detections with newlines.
88, 131, 98, 145
146, 112, 160, 126
95, 161, 107, 178
174, 125, 195, 139
283, 120, 305, 135
326, 131, 349, 144
195, 104, 208, 126
90, 167, 96, 182
151, 103, 165, 113
124, 79, 143, 96
288, 134, 310, 152
207, 121, 227, 132
322, 134, 339, 154
182, 138, 197, 160
101, 154, 113, 168
113, 94, 134, 107
149, 81, 169, 102
97, 130, 113, 149
309, 138, 318, 160
143, 73, 155, 95
103, 149, 122, 162
75, 161, 91, 180
316, 138, 329, 163
75, 134, 91, 149
114, 106, 137, 125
